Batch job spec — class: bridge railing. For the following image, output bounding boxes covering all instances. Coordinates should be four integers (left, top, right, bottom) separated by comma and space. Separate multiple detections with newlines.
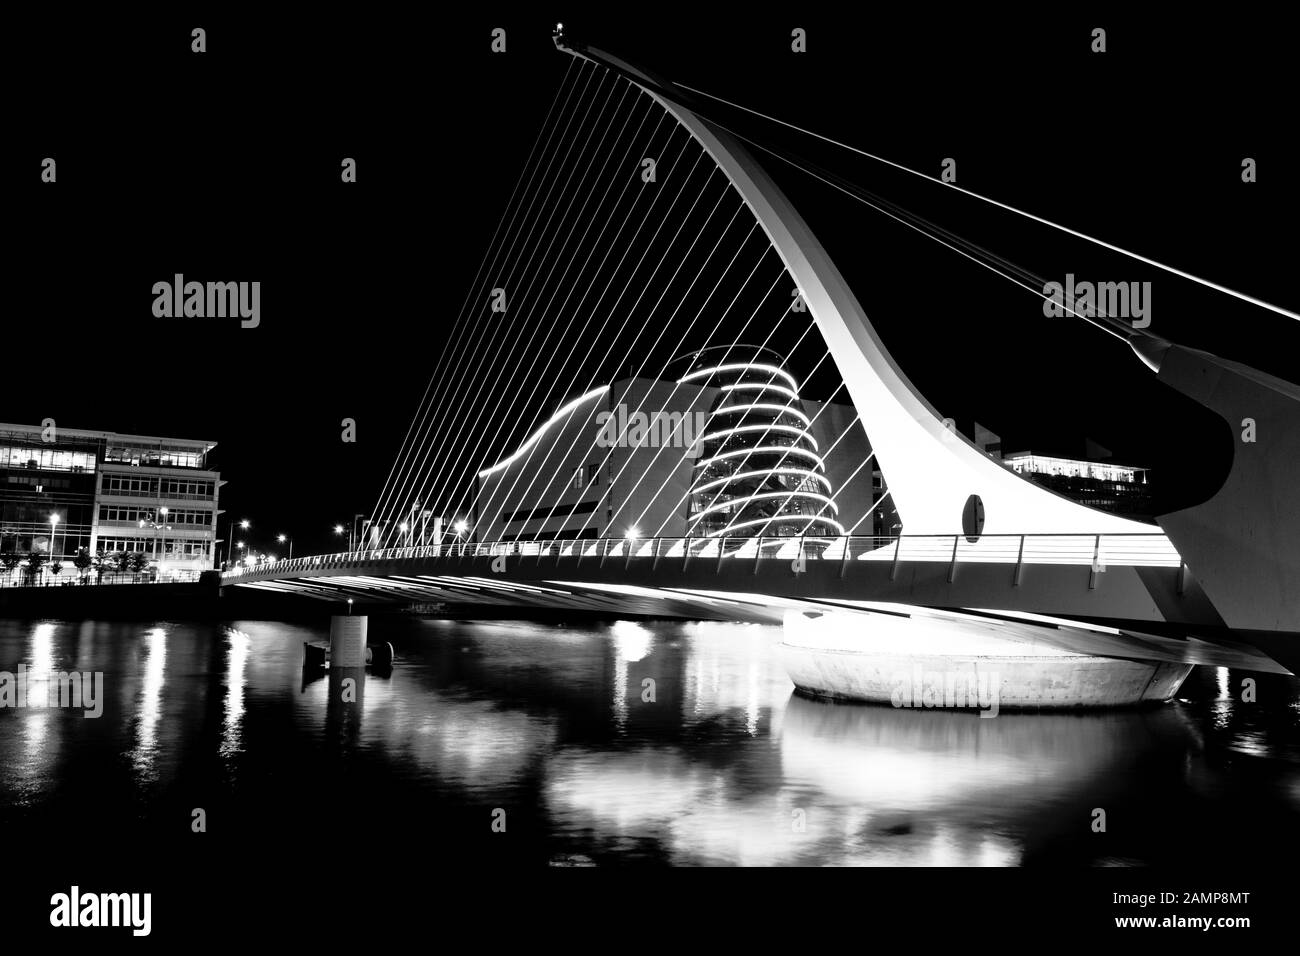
221, 532, 1182, 579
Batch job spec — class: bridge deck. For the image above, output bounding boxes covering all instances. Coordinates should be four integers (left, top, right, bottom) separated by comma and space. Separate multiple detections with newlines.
218, 533, 1224, 634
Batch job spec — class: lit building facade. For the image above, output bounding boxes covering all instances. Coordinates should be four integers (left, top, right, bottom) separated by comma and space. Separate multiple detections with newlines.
0, 423, 222, 582
682, 348, 848, 555
1001, 451, 1154, 520
474, 349, 896, 545
1002, 452, 1147, 485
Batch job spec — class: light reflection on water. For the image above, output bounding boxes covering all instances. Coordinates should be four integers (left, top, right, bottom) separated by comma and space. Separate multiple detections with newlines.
131, 627, 167, 780
1, 616, 1298, 866
221, 629, 249, 760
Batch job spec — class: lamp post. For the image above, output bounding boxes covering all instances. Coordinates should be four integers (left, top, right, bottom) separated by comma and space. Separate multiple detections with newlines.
156, 506, 168, 568
335, 515, 366, 553
277, 533, 293, 560
227, 518, 250, 568
49, 514, 60, 583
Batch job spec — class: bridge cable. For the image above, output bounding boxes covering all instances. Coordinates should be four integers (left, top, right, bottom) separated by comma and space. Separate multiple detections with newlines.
374, 66, 621, 543
458, 124, 711, 535
676, 81, 1300, 324
378, 67, 623, 542
466, 133, 711, 536
471, 165, 736, 538
595, 285, 804, 542
711, 117, 1137, 341
610, 301, 815, 540
729, 396, 873, 540
364, 59, 581, 545
412, 80, 667, 536
645, 343, 841, 541
700, 380, 863, 542
512, 199, 763, 541
489, 210, 767, 540
368, 61, 601, 542
592, 250, 793, 538
545, 228, 779, 543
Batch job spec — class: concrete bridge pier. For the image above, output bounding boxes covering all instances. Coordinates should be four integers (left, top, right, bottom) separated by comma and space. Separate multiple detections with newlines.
329, 615, 369, 667
780, 609, 1194, 711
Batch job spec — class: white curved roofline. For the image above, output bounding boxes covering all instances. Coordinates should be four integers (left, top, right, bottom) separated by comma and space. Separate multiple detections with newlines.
478, 387, 610, 478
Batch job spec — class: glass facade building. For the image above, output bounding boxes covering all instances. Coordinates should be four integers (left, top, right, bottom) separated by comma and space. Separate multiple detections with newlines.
1001, 451, 1155, 521
0, 423, 222, 583
680, 347, 845, 554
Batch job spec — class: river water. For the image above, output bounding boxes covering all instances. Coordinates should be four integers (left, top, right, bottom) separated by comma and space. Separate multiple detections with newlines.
2, 616, 1298, 867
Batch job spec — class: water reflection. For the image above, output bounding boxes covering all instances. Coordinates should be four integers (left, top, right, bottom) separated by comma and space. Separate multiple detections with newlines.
611, 620, 651, 732
0, 615, 1297, 866
24, 623, 56, 766
131, 628, 167, 781
221, 628, 249, 759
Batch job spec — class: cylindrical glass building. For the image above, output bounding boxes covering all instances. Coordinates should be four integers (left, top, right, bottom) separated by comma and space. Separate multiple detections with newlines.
675, 346, 843, 554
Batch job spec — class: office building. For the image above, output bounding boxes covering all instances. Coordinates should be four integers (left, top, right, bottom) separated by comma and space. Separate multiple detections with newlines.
0, 423, 222, 582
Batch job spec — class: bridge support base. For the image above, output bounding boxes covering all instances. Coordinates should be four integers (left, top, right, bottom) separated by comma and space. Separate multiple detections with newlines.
329, 615, 369, 668
780, 610, 1192, 711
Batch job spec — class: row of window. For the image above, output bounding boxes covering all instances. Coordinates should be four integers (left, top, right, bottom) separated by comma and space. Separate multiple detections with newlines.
3, 474, 81, 490
98, 506, 213, 526
103, 476, 154, 495
102, 475, 216, 499
161, 478, 216, 498
103, 447, 204, 469
0, 446, 97, 473
96, 537, 212, 557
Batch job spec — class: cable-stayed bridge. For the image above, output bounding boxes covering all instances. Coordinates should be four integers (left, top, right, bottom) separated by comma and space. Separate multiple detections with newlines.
223, 27, 1300, 678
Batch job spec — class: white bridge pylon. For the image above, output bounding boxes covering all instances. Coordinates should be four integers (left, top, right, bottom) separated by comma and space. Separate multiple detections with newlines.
565, 42, 1156, 538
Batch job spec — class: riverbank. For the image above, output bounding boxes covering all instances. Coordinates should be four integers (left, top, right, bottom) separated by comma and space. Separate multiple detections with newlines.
0, 581, 224, 620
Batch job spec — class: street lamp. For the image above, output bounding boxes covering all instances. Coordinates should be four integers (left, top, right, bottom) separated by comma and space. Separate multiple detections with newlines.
156, 506, 169, 567
49, 514, 60, 582
335, 515, 365, 553
226, 518, 250, 568
277, 533, 293, 560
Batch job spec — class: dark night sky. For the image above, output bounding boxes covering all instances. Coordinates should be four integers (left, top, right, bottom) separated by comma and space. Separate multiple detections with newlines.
6, 9, 1295, 555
